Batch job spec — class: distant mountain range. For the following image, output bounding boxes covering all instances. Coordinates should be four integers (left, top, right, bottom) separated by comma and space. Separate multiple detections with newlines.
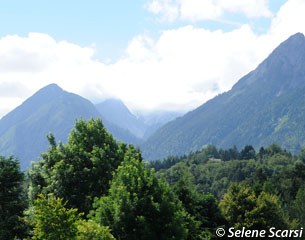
96, 99, 183, 140
2, 33, 305, 167
96, 99, 147, 139
0, 84, 181, 169
141, 33, 305, 160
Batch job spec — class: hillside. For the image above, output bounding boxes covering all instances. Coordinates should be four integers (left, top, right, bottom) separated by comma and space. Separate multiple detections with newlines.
0, 84, 139, 169
96, 99, 147, 139
141, 33, 305, 160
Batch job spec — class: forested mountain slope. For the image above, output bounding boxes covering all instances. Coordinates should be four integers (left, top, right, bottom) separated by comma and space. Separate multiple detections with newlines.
0, 84, 139, 168
142, 33, 305, 160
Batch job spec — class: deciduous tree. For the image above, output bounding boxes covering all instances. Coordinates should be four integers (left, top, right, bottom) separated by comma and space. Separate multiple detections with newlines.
219, 184, 288, 230
29, 118, 128, 214
91, 147, 188, 240
31, 194, 80, 240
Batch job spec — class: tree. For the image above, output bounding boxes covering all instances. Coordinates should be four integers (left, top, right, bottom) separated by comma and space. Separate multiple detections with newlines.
252, 192, 287, 229
90, 147, 188, 240
30, 194, 80, 240
228, 146, 240, 160
160, 162, 225, 239
29, 118, 128, 214
76, 220, 115, 240
239, 145, 256, 160
219, 184, 288, 230
189, 145, 220, 164
298, 148, 305, 163
266, 144, 284, 156
174, 171, 225, 239
0, 156, 27, 240
264, 162, 305, 204
291, 185, 305, 226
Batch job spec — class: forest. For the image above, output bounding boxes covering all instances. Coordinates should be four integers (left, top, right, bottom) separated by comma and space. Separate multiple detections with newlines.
2, 118, 305, 239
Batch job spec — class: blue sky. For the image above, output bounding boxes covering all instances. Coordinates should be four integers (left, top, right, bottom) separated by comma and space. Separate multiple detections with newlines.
0, 0, 285, 60
1, 0, 304, 118
0, 0, 149, 60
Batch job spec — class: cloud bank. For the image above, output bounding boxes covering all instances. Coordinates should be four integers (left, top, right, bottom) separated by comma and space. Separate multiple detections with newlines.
1, 0, 305, 118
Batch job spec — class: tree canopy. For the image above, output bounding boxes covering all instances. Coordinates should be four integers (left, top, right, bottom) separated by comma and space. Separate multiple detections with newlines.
219, 184, 288, 230
3, 118, 305, 239
91, 147, 189, 240
29, 118, 128, 214
0, 156, 27, 240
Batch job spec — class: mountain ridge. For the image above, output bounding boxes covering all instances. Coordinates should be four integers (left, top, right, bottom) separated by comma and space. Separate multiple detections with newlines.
96, 99, 183, 140
0, 84, 140, 169
141, 33, 305, 160
96, 99, 147, 139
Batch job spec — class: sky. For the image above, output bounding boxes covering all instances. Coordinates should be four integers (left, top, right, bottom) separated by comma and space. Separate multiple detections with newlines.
1, 0, 305, 118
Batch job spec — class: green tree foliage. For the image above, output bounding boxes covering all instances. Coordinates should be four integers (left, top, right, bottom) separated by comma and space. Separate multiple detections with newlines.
28, 118, 128, 214
218, 146, 239, 161
5, 112, 305, 240
155, 144, 305, 236
219, 184, 288, 230
290, 185, 305, 227
187, 145, 220, 164
220, 184, 255, 229
149, 155, 185, 171
156, 144, 300, 200
0, 156, 27, 240
91, 147, 188, 240
167, 163, 225, 239
298, 148, 305, 163
266, 143, 287, 156
159, 163, 225, 230
30, 194, 80, 240
239, 145, 256, 160
263, 162, 305, 205
76, 220, 115, 240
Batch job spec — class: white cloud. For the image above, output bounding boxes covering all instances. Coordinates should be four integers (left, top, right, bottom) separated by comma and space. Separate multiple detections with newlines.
0, 26, 269, 118
1, 0, 305, 120
269, 0, 305, 39
108, 24, 286, 112
0, 33, 112, 118
0, 34, 54, 73
218, 0, 272, 18
179, 0, 223, 21
0, 97, 24, 118
148, 0, 179, 22
147, 0, 272, 22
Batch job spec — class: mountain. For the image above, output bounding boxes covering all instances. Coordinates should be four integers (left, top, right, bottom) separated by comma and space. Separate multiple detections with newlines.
0, 84, 139, 169
141, 33, 305, 160
96, 99, 183, 140
137, 110, 184, 139
96, 99, 147, 139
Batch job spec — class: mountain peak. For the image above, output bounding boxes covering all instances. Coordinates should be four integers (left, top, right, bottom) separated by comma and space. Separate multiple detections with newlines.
45, 83, 62, 89
270, 32, 305, 64
96, 98, 132, 116
233, 33, 305, 91
19, 84, 65, 107
101, 98, 126, 108
284, 32, 305, 44
142, 32, 305, 160
38, 83, 63, 94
